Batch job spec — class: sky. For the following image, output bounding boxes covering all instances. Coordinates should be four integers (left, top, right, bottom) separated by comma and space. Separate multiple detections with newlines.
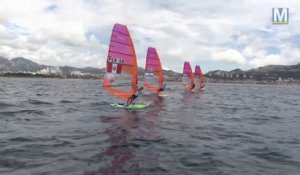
0, 0, 299, 73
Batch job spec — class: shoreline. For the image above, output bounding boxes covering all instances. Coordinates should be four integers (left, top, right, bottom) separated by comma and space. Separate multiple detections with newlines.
1, 75, 299, 85
206, 81, 300, 86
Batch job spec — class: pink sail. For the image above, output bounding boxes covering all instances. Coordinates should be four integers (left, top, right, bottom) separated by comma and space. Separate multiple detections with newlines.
144, 47, 163, 94
182, 61, 194, 90
194, 65, 204, 90
103, 23, 138, 101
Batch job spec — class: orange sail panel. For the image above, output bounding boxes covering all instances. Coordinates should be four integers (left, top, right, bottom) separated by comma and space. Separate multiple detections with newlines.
194, 65, 204, 90
182, 61, 194, 90
103, 23, 138, 101
144, 47, 163, 94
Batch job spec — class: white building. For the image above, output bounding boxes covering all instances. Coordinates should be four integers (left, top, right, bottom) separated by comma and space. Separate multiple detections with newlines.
38, 67, 62, 75
71, 71, 83, 76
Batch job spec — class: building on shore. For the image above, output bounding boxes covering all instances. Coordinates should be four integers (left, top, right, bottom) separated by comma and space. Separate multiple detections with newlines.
37, 67, 62, 75
70, 71, 83, 76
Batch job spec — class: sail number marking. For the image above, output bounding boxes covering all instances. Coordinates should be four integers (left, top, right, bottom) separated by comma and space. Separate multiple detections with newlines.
107, 56, 125, 64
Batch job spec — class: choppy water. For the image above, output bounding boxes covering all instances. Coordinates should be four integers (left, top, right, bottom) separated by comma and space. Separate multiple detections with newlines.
0, 78, 300, 175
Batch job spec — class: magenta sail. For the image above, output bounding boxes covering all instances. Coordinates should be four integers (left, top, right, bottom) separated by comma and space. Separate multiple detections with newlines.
108, 24, 136, 65
144, 47, 163, 94
182, 61, 194, 90
103, 23, 138, 101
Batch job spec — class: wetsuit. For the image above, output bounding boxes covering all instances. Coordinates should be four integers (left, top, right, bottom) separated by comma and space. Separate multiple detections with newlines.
191, 84, 195, 90
126, 88, 143, 106
158, 84, 166, 92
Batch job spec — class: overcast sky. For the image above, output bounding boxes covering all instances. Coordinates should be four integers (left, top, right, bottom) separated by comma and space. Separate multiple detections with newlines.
0, 0, 299, 72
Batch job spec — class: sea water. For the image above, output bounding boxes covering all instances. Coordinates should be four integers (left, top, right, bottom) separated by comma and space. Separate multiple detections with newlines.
0, 78, 299, 175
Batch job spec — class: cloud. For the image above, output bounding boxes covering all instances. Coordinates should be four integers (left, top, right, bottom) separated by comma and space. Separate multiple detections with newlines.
211, 49, 246, 65
0, 0, 299, 72
242, 47, 254, 57
249, 54, 287, 67
167, 48, 183, 57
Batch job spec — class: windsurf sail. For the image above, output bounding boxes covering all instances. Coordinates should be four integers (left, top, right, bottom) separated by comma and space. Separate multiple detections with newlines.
194, 65, 204, 90
103, 23, 138, 101
182, 61, 194, 90
144, 47, 163, 94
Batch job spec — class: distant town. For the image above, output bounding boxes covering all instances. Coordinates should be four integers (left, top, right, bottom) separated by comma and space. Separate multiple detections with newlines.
0, 56, 299, 85
1, 66, 103, 79
205, 64, 300, 85
0, 57, 182, 81
0, 67, 182, 81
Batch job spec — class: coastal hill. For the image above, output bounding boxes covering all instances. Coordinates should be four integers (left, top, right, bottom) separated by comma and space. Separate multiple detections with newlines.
0, 57, 44, 72
1, 56, 299, 83
59, 66, 105, 75
206, 63, 300, 83
0, 56, 181, 78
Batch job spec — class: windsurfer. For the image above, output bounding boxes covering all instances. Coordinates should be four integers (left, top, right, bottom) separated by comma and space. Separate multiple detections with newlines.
126, 87, 143, 106
191, 83, 195, 90
157, 84, 166, 95
201, 83, 205, 89
158, 84, 166, 92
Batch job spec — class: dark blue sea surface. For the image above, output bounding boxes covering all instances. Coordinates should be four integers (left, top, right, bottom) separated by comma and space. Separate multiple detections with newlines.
0, 78, 299, 175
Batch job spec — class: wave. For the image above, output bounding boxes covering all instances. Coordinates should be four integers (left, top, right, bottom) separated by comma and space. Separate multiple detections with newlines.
0, 110, 45, 116
0, 102, 14, 108
9, 137, 35, 142
246, 146, 299, 165
27, 99, 53, 105
59, 100, 80, 103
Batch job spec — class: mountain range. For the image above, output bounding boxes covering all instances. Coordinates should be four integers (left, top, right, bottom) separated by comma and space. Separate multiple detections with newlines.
206, 63, 300, 80
1, 56, 299, 81
0, 57, 44, 72
0, 56, 181, 77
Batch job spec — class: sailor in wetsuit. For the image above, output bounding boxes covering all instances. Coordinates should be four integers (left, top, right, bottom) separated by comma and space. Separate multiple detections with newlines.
126, 87, 143, 106
158, 84, 166, 92
201, 83, 205, 89
191, 83, 195, 90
